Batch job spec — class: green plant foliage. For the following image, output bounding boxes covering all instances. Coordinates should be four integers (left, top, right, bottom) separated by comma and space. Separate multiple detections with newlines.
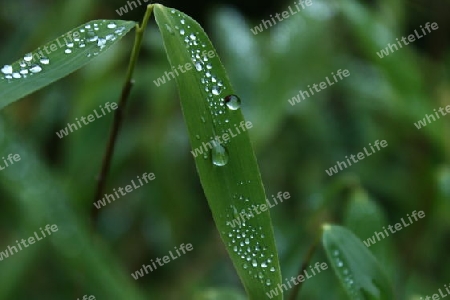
0, 20, 136, 109
153, 4, 282, 299
322, 224, 394, 300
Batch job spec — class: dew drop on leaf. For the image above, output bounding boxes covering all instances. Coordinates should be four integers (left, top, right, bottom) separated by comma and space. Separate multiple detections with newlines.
211, 143, 228, 166
1, 65, 13, 74
29, 65, 42, 73
224, 94, 241, 110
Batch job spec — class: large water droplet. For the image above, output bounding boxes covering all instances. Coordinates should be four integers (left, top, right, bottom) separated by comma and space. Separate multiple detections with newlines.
211, 143, 228, 167
30, 65, 42, 73
224, 94, 241, 110
107, 23, 117, 29
24, 53, 33, 62
1, 65, 13, 74
40, 57, 49, 65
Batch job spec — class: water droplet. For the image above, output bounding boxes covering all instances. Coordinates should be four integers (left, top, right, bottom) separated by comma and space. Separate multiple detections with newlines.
211, 143, 228, 167
12, 73, 21, 79
30, 65, 42, 73
270, 267, 276, 272
65, 49, 72, 54
261, 262, 268, 268
243, 263, 248, 269
195, 135, 200, 140
20, 69, 28, 74
97, 38, 107, 48
266, 279, 272, 286
245, 238, 250, 245
40, 57, 49, 65
67, 42, 74, 48
1, 65, 13, 74
189, 33, 196, 40
212, 86, 221, 95
24, 53, 33, 62
181, 19, 186, 24
224, 95, 241, 110
194, 61, 203, 71
180, 29, 185, 35
107, 23, 117, 29
252, 259, 257, 267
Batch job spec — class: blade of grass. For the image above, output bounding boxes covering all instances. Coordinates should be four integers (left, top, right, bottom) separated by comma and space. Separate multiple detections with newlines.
0, 19, 136, 108
153, 4, 282, 299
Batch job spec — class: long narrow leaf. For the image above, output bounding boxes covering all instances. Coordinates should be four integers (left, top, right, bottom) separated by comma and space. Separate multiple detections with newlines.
0, 19, 136, 108
153, 4, 282, 299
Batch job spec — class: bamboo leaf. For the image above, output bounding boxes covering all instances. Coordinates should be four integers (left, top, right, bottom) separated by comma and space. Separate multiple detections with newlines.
153, 4, 282, 299
322, 224, 394, 300
0, 19, 136, 109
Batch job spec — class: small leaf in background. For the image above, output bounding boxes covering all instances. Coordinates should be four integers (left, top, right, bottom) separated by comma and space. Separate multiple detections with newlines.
153, 4, 282, 299
0, 19, 136, 109
343, 187, 389, 261
322, 224, 394, 300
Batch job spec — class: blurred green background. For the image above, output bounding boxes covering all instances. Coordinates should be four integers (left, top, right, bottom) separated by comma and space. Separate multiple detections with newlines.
0, 0, 449, 299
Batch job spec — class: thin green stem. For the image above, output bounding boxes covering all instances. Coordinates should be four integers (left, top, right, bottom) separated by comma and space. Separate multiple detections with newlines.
288, 235, 320, 300
92, 5, 154, 223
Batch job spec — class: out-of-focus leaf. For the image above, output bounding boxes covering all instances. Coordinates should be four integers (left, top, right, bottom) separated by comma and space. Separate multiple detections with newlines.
322, 224, 393, 300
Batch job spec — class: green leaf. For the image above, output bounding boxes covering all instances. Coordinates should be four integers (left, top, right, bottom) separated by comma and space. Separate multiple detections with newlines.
0, 19, 136, 109
194, 288, 247, 300
322, 224, 393, 300
153, 4, 282, 299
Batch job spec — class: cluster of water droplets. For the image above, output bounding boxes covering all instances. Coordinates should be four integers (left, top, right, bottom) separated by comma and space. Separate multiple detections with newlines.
332, 249, 361, 299
1, 21, 127, 82
220, 180, 277, 287
167, 10, 244, 167
225, 217, 276, 286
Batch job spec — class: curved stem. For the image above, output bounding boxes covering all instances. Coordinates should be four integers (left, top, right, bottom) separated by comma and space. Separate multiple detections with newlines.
92, 4, 154, 223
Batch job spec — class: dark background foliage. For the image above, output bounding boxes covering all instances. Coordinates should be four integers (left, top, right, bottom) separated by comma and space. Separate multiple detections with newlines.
0, 0, 449, 299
